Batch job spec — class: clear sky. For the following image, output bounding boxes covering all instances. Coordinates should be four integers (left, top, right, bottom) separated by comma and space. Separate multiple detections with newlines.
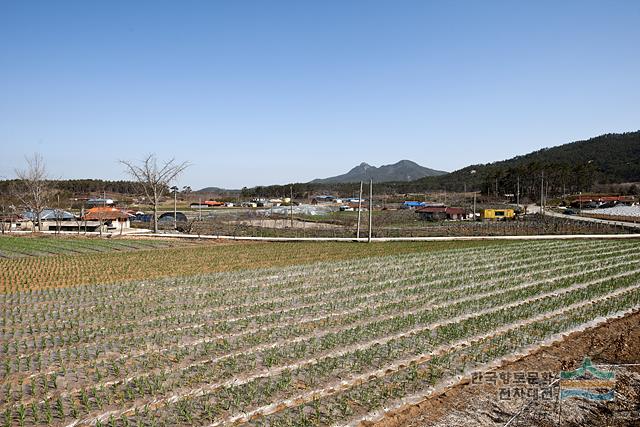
1, 1, 639, 189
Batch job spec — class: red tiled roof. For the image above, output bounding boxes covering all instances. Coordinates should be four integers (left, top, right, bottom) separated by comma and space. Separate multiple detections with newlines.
416, 206, 447, 213
445, 207, 466, 215
83, 207, 129, 221
571, 195, 634, 202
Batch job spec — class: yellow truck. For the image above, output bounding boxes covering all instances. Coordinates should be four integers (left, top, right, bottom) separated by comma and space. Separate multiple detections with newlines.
480, 208, 515, 220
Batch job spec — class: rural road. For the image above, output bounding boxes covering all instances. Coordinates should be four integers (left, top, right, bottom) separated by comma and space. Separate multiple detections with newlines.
527, 203, 640, 230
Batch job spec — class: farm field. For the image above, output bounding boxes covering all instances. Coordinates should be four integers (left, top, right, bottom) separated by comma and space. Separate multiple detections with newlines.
0, 239, 499, 292
0, 239, 639, 426
0, 236, 186, 259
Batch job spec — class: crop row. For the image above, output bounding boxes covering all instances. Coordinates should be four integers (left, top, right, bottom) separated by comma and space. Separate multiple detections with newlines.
0, 239, 568, 306
0, 240, 506, 292
1, 241, 632, 379
0, 236, 174, 259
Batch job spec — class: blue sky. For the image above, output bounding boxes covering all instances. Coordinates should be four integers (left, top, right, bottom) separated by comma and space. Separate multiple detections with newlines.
1, 1, 639, 189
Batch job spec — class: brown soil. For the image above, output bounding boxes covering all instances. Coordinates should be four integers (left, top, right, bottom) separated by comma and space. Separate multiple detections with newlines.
373, 310, 640, 427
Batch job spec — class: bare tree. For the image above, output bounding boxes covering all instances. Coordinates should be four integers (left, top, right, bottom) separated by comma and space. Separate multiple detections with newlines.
14, 153, 51, 232
120, 154, 190, 233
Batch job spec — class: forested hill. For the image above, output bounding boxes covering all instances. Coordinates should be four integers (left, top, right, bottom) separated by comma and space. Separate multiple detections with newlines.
414, 131, 640, 195
0, 179, 142, 196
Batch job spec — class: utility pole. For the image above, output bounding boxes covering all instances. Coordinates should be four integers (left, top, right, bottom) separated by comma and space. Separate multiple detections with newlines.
473, 191, 477, 221
579, 191, 582, 211
368, 179, 373, 243
540, 172, 544, 216
290, 186, 293, 228
356, 181, 363, 240
516, 176, 520, 210
198, 197, 202, 221
546, 180, 549, 211
172, 187, 178, 230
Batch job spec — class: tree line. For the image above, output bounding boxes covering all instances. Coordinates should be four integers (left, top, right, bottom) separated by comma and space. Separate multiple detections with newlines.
0, 178, 146, 196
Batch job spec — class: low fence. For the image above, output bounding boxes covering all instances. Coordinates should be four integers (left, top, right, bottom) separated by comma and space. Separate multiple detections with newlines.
187, 213, 637, 239
581, 212, 640, 224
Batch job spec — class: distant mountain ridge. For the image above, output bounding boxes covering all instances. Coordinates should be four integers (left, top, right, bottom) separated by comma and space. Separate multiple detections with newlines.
196, 186, 240, 194
311, 160, 447, 184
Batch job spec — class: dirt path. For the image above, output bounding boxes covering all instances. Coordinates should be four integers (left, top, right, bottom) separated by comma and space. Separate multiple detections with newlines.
373, 310, 640, 427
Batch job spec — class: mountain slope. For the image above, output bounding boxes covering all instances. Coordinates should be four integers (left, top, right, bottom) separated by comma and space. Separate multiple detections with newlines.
414, 131, 640, 194
311, 160, 447, 184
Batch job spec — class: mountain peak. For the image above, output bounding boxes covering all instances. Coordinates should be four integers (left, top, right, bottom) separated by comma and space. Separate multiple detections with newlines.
311, 160, 447, 184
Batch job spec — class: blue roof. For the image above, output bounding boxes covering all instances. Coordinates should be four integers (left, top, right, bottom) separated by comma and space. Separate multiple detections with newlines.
23, 209, 75, 220
403, 201, 425, 207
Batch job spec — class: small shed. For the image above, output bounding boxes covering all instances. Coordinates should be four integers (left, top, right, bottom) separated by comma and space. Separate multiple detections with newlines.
311, 196, 336, 205
0, 214, 31, 231
416, 206, 467, 221
340, 202, 366, 212
158, 212, 188, 223
479, 208, 515, 220
87, 198, 115, 207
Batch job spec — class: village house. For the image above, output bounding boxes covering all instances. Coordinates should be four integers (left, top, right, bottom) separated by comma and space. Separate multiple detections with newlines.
83, 207, 131, 230
22, 209, 77, 231
415, 206, 467, 221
